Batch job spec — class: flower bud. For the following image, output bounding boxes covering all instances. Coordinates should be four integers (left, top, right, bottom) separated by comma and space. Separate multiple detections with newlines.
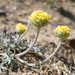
1, 27, 7, 34
28, 10, 52, 28
55, 25, 70, 39
16, 23, 27, 35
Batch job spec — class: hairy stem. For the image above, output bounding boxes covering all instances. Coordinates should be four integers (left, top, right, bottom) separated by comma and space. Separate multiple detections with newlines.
15, 39, 62, 66
15, 28, 40, 57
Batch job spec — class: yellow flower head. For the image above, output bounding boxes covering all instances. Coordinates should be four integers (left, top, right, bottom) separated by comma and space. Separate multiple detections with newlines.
16, 23, 27, 34
28, 10, 52, 28
28, 10, 52, 21
55, 25, 70, 39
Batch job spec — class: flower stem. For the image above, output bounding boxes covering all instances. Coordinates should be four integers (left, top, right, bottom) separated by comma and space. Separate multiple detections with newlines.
15, 39, 62, 66
15, 28, 40, 57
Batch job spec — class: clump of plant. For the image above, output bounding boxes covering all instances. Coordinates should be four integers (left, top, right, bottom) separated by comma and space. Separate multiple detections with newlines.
0, 24, 46, 72
0, 10, 72, 75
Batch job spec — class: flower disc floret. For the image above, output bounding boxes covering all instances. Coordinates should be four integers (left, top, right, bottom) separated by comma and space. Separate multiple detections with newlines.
55, 25, 70, 39
16, 23, 27, 34
28, 10, 52, 28
28, 10, 52, 21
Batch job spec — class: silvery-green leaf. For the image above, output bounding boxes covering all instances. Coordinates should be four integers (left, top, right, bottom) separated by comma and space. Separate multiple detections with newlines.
0, 69, 2, 73
1, 67, 7, 70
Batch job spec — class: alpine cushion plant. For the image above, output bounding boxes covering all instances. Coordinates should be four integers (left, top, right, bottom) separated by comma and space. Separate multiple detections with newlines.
0, 10, 53, 72
28, 10, 52, 28
0, 9, 72, 74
